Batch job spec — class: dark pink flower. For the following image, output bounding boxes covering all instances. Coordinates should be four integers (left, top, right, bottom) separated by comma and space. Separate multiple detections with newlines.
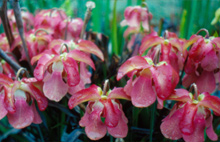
117, 56, 179, 108
68, 85, 130, 140
0, 73, 47, 129
161, 89, 220, 142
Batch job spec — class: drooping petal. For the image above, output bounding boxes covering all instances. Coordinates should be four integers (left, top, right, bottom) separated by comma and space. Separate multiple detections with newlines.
83, 101, 107, 140
139, 36, 164, 55
199, 92, 220, 116
168, 89, 191, 102
108, 88, 130, 100
34, 54, 58, 81
183, 35, 202, 50
182, 112, 206, 142
20, 83, 48, 111
107, 108, 128, 138
117, 56, 149, 80
151, 63, 179, 99
206, 114, 218, 141
77, 40, 104, 61
102, 99, 121, 128
179, 103, 197, 135
43, 62, 68, 102
123, 77, 133, 96
201, 49, 218, 71
182, 73, 198, 88
7, 95, 34, 129
31, 102, 42, 124
160, 105, 184, 140
131, 76, 156, 107
68, 85, 101, 109
0, 93, 7, 119
67, 50, 95, 69
195, 71, 215, 93
62, 57, 80, 87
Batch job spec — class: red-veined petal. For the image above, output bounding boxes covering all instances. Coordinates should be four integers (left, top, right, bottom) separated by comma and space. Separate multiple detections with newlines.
108, 87, 130, 100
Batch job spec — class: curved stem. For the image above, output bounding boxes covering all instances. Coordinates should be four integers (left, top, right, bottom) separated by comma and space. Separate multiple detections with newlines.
103, 79, 110, 96
189, 83, 198, 100
34, 28, 49, 36
196, 28, 209, 38
15, 67, 28, 80
59, 43, 69, 54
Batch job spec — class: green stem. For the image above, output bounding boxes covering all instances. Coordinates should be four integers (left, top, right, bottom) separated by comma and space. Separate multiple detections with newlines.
149, 102, 157, 142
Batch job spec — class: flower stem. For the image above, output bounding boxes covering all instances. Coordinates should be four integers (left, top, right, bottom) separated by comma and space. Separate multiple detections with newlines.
196, 28, 209, 38
149, 102, 156, 142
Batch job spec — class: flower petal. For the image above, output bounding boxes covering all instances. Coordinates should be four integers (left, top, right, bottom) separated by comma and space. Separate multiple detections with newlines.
0, 73, 13, 85
199, 92, 220, 115
201, 49, 218, 71
67, 50, 95, 69
206, 114, 218, 141
195, 71, 215, 93
62, 57, 80, 87
31, 102, 42, 124
160, 104, 184, 140
83, 101, 107, 140
108, 87, 130, 100
168, 89, 191, 102
131, 76, 156, 107
0, 93, 7, 119
151, 63, 179, 99
182, 111, 206, 142
77, 40, 104, 61
179, 103, 197, 135
68, 85, 101, 109
117, 56, 149, 80
7, 96, 34, 129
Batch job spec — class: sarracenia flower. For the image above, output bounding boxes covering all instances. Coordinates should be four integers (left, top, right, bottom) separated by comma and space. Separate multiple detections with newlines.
32, 40, 104, 102
68, 84, 130, 140
161, 85, 220, 142
0, 73, 47, 129
117, 56, 179, 108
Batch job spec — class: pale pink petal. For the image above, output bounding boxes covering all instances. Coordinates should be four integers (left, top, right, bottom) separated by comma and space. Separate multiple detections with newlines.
68, 85, 101, 109
168, 89, 191, 102
108, 88, 130, 100
206, 114, 218, 141
182, 112, 206, 142
117, 56, 149, 80
83, 101, 107, 140
67, 50, 95, 69
7, 96, 34, 129
131, 76, 156, 107
196, 71, 215, 93
77, 40, 104, 61
31, 102, 42, 124
123, 77, 133, 96
160, 106, 184, 140
182, 73, 198, 88
43, 63, 68, 102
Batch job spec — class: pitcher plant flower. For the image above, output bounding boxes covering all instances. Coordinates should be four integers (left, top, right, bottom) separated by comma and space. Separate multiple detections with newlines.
117, 56, 179, 108
68, 80, 130, 140
161, 83, 220, 142
0, 69, 48, 129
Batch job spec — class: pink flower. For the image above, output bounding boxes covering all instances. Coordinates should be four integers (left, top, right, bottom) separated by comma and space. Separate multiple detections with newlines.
139, 31, 187, 73
32, 39, 104, 102
117, 56, 179, 108
121, 6, 152, 31
183, 34, 220, 93
0, 73, 47, 129
161, 88, 220, 142
68, 85, 130, 140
